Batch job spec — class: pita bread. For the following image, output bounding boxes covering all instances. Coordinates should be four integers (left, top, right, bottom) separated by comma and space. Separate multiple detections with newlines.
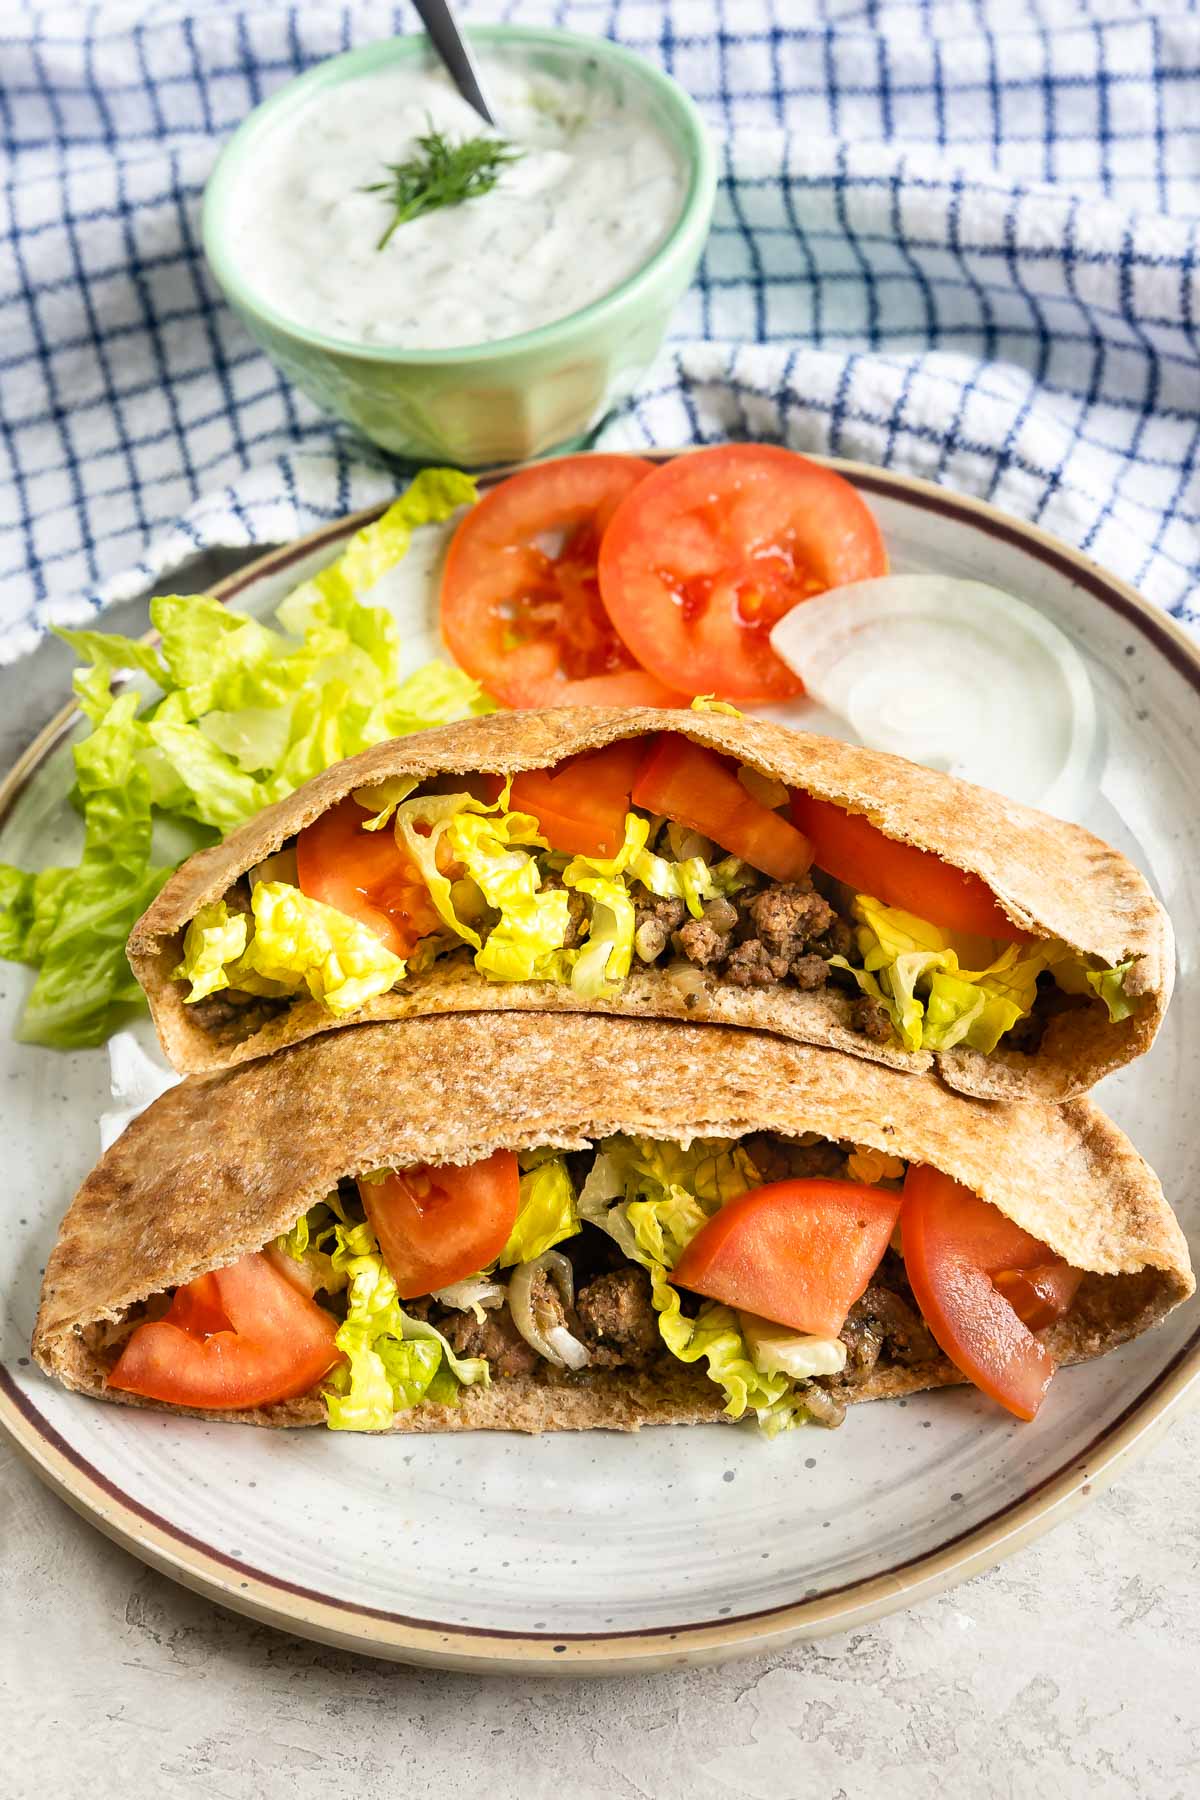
127, 710, 1172, 1103
33, 1013, 1192, 1432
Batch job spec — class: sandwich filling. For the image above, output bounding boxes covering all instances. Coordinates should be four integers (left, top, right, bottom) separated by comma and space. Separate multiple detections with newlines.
103, 1129, 1086, 1432
173, 734, 1141, 1061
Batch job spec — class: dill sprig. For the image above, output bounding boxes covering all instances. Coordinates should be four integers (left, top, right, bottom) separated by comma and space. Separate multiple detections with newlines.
363, 124, 522, 250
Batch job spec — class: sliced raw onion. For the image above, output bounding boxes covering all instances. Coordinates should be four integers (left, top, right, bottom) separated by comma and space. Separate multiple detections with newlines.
769, 575, 1099, 819
507, 1251, 591, 1371
739, 1311, 848, 1380
431, 1277, 506, 1314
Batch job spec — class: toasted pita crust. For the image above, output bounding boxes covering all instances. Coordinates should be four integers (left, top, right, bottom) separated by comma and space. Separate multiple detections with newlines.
33, 1014, 1192, 1431
127, 710, 1172, 1102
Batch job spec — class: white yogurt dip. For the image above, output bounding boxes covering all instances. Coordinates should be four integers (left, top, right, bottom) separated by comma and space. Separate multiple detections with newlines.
227, 53, 689, 351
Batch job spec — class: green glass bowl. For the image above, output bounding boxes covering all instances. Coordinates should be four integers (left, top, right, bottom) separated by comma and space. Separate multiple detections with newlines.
202, 27, 716, 467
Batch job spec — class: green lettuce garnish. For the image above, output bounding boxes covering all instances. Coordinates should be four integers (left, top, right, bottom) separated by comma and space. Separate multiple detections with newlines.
0, 470, 484, 1048
499, 1156, 579, 1266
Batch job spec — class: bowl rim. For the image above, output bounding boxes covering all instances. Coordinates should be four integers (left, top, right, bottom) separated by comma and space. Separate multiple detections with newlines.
201, 25, 717, 366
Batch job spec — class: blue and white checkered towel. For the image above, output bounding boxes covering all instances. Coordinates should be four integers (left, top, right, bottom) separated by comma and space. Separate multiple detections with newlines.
3, 0, 1199, 663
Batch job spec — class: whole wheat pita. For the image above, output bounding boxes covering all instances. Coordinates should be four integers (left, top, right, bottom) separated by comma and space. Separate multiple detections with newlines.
126, 709, 1172, 1103
33, 1013, 1192, 1433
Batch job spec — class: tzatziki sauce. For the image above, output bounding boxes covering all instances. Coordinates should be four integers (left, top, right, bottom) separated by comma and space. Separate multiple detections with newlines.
227, 55, 688, 351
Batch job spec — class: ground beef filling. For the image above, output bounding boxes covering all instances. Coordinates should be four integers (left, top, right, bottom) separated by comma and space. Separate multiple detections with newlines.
437, 1264, 660, 1379
632, 875, 858, 997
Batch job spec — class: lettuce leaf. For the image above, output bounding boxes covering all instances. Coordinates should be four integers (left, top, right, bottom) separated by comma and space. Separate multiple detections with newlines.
833, 897, 1050, 1054
0, 469, 484, 1048
275, 1195, 489, 1432
499, 1157, 579, 1266
173, 899, 249, 1003
237, 881, 406, 1014
4, 692, 173, 1048
394, 789, 572, 984
560, 814, 748, 995
651, 1271, 803, 1435
834, 896, 1139, 1054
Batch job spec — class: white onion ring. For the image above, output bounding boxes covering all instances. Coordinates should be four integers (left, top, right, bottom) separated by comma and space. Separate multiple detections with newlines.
507, 1252, 590, 1370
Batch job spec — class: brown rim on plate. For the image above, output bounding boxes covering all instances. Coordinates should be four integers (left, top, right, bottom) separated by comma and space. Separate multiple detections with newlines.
3, 453, 1199, 1672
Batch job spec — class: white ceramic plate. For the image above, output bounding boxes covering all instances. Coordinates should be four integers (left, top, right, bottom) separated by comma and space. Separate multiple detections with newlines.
3, 457, 1199, 1674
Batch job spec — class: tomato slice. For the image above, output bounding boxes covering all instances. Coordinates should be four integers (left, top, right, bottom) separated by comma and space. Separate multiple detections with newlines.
900, 1164, 1067, 1420
164, 1271, 232, 1337
790, 790, 1023, 939
671, 1177, 901, 1337
596, 445, 888, 703
440, 454, 685, 708
107, 1252, 342, 1409
994, 1263, 1083, 1333
296, 793, 442, 959
632, 735, 813, 882
509, 739, 645, 859
361, 1149, 520, 1299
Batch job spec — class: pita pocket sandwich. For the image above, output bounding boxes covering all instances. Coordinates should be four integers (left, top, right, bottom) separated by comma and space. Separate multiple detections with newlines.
127, 709, 1171, 1103
34, 1013, 1192, 1437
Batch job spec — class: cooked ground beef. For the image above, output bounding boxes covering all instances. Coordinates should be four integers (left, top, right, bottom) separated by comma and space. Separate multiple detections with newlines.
656, 876, 843, 996
812, 918, 854, 959
850, 994, 893, 1043
790, 953, 830, 991
744, 1131, 848, 1183
188, 989, 292, 1046
838, 1282, 938, 1382
576, 1267, 660, 1369
675, 916, 729, 967
442, 1305, 540, 1379
745, 884, 834, 955
632, 887, 687, 963
723, 940, 792, 985
539, 872, 589, 950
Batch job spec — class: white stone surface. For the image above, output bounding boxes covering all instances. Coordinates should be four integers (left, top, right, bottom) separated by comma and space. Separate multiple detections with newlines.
4, 1413, 1200, 1797
3, 565, 1199, 1797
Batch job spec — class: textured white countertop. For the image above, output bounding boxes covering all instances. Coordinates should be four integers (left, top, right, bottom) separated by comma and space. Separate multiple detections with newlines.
5, 1414, 1200, 1797
3, 572, 1199, 1796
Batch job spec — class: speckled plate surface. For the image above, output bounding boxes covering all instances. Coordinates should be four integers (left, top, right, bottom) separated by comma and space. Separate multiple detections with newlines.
2, 457, 1198, 1674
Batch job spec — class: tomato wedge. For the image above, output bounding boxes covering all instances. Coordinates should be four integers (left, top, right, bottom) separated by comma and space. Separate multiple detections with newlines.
509, 739, 644, 859
596, 445, 888, 703
632, 734, 813, 882
440, 454, 685, 708
994, 1263, 1083, 1333
107, 1252, 342, 1409
361, 1149, 520, 1299
900, 1164, 1073, 1420
671, 1177, 901, 1337
789, 790, 1023, 939
296, 793, 441, 959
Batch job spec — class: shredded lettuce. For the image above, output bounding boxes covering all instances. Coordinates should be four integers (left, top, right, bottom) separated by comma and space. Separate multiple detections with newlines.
499, 1157, 579, 1266
0, 469, 484, 1048
393, 788, 573, 984
651, 1271, 803, 1435
274, 1195, 488, 1431
173, 899, 249, 1003
832, 896, 1135, 1055
560, 813, 748, 997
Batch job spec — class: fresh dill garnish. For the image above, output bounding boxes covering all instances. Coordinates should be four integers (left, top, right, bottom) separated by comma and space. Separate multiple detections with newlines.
363, 124, 522, 250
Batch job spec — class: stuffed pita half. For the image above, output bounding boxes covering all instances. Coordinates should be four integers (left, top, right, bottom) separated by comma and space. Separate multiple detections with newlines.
127, 708, 1172, 1101
34, 1013, 1192, 1436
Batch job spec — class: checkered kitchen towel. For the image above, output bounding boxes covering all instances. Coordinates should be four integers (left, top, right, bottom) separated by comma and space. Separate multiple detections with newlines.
3, 0, 1200, 663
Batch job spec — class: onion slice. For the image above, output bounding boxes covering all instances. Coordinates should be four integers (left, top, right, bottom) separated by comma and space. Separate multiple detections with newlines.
507, 1251, 591, 1371
769, 575, 1099, 819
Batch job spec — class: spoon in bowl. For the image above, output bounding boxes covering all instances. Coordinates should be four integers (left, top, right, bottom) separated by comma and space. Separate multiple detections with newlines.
411, 0, 498, 126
